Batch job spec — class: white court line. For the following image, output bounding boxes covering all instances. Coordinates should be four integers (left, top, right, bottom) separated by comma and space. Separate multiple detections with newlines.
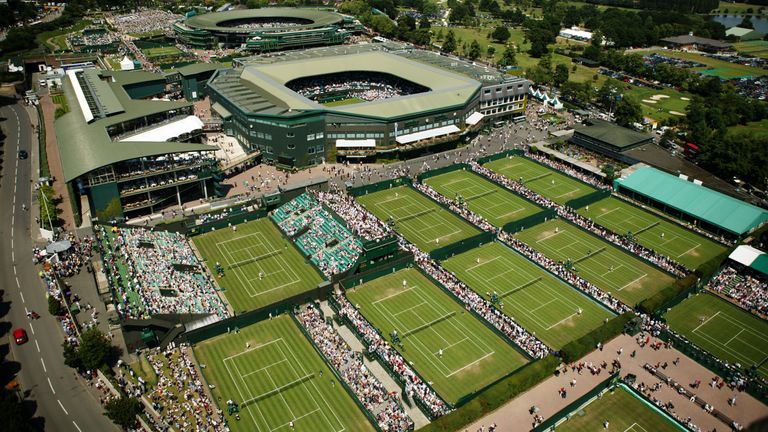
446, 352, 495, 377
536, 229, 565, 243
692, 311, 721, 332
372, 285, 417, 304
546, 312, 578, 330
241, 358, 289, 379
223, 338, 282, 362
530, 298, 557, 313
677, 243, 701, 258
466, 256, 501, 271
725, 329, 745, 346
617, 274, 647, 292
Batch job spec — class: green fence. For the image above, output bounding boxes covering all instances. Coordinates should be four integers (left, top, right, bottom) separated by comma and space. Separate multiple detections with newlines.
429, 231, 496, 261
182, 281, 332, 344
533, 373, 620, 431
339, 254, 415, 290
502, 209, 556, 234
291, 311, 386, 432
348, 177, 412, 197
416, 163, 469, 181
638, 275, 699, 316
565, 189, 611, 210
187, 208, 268, 236
476, 149, 524, 165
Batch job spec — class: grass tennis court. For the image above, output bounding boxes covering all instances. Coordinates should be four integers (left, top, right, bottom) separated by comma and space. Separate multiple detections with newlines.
356, 185, 480, 252
514, 219, 675, 306
665, 293, 768, 379
442, 242, 615, 349
323, 97, 364, 107
193, 218, 324, 313
424, 169, 542, 228
142, 46, 182, 58
194, 315, 374, 432
346, 268, 528, 404
578, 197, 727, 269
555, 385, 683, 432
484, 156, 596, 205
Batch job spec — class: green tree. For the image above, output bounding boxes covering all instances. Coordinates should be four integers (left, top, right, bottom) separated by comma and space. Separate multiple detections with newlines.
486, 45, 496, 58
491, 26, 511, 43
739, 16, 754, 29
553, 63, 570, 87
499, 47, 517, 66
468, 39, 482, 60
442, 29, 457, 53
38, 184, 58, 230
62, 341, 84, 371
614, 95, 643, 126
104, 397, 141, 429
418, 16, 431, 29
78, 328, 115, 371
48, 295, 61, 316
597, 78, 624, 109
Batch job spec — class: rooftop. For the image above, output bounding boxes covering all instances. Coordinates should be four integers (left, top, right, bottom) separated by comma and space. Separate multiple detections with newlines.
615, 165, 768, 236
183, 8, 343, 33
573, 119, 653, 149
660, 34, 732, 49
56, 69, 216, 182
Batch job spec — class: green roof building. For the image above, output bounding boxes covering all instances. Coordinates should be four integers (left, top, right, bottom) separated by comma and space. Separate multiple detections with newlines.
55, 68, 221, 221
614, 165, 768, 237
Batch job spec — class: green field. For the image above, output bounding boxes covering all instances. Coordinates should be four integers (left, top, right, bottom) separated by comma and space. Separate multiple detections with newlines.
729, 119, 768, 139
556, 385, 683, 432
734, 40, 768, 60
194, 315, 374, 432
624, 86, 692, 122
356, 185, 480, 252
143, 46, 182, 58
323, 97, 364, 107
578, 197, 727, 269
515, 219, 675, 306
484, 156, 597, 205
193, 218, 324, 313
346, 268, 528, 404
636, 49, 767, 78
52, 94, 69, 112
424, 169, 542, 228
442, 242, 614, 349
665, 293, 768, 379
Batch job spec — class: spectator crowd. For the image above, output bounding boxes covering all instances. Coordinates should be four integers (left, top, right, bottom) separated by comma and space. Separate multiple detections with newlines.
706, 265, 768, 317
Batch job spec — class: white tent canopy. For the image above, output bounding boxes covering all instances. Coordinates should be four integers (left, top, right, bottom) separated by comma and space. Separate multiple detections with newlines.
396, 125, 460, 145
120, 56, 135, 71
121, 115, 204, 142
729, 245, 765, 266
466, 112, 485, 126
335, 139, 376, 148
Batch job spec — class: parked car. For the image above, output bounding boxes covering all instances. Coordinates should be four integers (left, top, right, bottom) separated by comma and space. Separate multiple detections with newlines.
13, 328, 28, 345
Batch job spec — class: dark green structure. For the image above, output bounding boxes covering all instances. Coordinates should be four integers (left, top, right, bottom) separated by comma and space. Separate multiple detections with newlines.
54, 68, 222, 221
173, 8, 360, 51
166, 63, 226, 101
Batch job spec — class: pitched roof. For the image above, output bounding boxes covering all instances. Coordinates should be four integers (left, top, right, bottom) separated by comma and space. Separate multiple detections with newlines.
615, 166, 768, 235
660, 35, 731, 49
573, 119, 653, 149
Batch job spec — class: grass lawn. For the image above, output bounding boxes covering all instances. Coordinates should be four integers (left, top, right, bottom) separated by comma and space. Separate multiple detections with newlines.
346, 268, 528, 404
143, 46, 183, 58
624, 86, 692, 122
323, 97, 364, 107
194, 315, 374, 432
577, 197, 727, 269
52, 94, 69, 112
734, 40, 768, 60
635, 49, 767, 78
728, 119, 768, 138
514, 219, 675, 306
442, 242, 614, 349
192, 218, 324, 314
712, 1, 766, 14
665, 293, 768, 379
556, 385, 683, 432
356, 185, 480, 252
424, 169, 542, 228
484, 155, 596, 205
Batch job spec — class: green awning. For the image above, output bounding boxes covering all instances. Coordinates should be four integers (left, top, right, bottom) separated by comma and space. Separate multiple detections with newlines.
212, 102, 232, 119
751, 254, 768, 277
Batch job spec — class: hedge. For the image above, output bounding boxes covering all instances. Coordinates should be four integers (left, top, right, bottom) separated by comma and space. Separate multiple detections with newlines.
694, 247, 735, 281
560, 312, 636, 364
637, 274, 697, 315
418, 355, 560, 432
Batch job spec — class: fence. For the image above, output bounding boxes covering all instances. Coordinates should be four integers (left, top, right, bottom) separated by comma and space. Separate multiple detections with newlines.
533, 372, 620, 431
416, 163, 469, 181
429, 231, 496, 261
565, 189, 611, 210
348, 177, 412, 197
339, 254, 415, 290
502, 209, 556, 234
476, 149, 524, 165
186, 208, 268, 236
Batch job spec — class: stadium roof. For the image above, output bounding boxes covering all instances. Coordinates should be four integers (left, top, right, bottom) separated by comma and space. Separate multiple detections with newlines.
573, 119, 653, 150
233, 51, 481, 119
183, 8, 343, 33
172, 62, 225, 77
56, 69, 215, 182
728, 245, 768, 276
615, 166, 768, 236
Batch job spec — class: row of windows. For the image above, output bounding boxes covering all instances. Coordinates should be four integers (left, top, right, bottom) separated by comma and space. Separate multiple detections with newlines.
306, 132, 325, 141
483, 83, 525, 95
327, 132, 385, 139
481, 103, 524, 116
399, 118, 458, 136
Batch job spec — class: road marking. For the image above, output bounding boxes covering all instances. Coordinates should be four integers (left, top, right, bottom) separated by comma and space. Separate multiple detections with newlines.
28, 322, 34, 335
35, 340, 40, 352
73, 421, 83, 432
11, 250, 14, 262
48, 377, 56, 394
57, 400, 69, 415
40, 357, 47, 373
19, 291, 25, 303
15, 276, 20, 288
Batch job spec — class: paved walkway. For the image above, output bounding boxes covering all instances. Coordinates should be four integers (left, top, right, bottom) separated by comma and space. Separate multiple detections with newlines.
39, 92, 75, 230
466, 333, 767, 432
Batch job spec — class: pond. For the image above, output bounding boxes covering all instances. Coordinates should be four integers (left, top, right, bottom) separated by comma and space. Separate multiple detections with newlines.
711, 14, 768, 33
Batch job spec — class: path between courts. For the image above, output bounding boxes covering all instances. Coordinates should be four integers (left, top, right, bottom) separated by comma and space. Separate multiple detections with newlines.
465, 334, 767, 432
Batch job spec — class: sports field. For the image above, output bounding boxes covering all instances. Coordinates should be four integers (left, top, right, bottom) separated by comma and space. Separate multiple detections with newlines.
555, 385, 683, 432
356, 185, 480, 252
734, 40, 768, 60
483, 156, 596, 205
194, 315, 374, 432
578, 197, 727, 269
323, 97, 364, 107
346, 268, 528, 404
142, 45, 183, 58
514, 219, 675, 306
193, 218, 324, 313
442, 242, 615, 349
665, 293, 768, 379
424, 169, 542, 228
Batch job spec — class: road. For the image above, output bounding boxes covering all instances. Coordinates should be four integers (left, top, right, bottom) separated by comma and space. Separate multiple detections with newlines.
0, 100, 117, 432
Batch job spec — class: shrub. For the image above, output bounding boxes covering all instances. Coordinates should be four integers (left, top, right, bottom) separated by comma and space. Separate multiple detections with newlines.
560, 312, 635, 364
